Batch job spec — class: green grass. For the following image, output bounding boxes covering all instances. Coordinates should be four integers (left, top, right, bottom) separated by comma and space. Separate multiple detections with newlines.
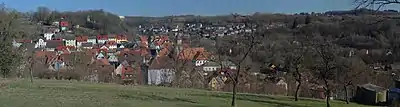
0, 79, 374, 107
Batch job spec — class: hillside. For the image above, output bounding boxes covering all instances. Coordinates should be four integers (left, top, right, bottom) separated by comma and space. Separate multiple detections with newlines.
0, 79, 372, 107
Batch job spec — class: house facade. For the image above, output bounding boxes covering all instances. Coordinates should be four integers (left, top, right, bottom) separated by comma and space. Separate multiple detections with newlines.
202, 61, 237, 72
35, 39, 47, 48
44, 33, 55, 40
76, 36, 88, 48
81, 43, 93, 49
106, 41, 118, 49
147, 57, 175, 85
108, 35, 117, 42
87, 36, 97, 45
116, 35, 128, 44
97, 35, 108, 44
64, 39, 76, 47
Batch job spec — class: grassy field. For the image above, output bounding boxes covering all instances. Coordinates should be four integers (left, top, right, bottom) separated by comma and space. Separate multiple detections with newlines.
0, 79, 374, 107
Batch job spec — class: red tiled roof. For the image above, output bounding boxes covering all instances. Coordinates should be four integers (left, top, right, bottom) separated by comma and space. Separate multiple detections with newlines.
117, 35, 127, 40
17, 39, 32, 43
60, 21, 69, 27
98, 59, 111, 66
97, 35, 108, 40
178, 47, 209, 60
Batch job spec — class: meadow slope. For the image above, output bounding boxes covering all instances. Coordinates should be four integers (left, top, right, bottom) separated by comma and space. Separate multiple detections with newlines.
0, 79, 374, 107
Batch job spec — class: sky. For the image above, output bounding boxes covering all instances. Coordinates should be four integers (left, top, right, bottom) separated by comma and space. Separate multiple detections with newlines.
0, 0, 397, 17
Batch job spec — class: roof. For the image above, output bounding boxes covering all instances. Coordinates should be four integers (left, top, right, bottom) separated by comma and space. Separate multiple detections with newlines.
359, 84, 386, 92
88, 36, 97, 39
157, 45, 172, 57
109, 34, 117, 38
178, 47, 210, 60
389, 88, 400, 93
81, 42, 93, 47
35, 51, 56, 58
148, 56, 174, 69
46, 41, 63, 48
63, 35, 75, 40
95, 59, 111, 66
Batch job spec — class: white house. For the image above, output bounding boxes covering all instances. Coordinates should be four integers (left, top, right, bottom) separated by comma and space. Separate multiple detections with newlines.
96, 53, 105, 59
34, 39, 46, 48
64, 39, 76, 47
81, 43, 93, 49
202, 61, 237, 72
12, 40, 22, 48
87, 37, 97, 45
195, 60, 209, 67
43, 33, 55, 40
108, 54, 118, 62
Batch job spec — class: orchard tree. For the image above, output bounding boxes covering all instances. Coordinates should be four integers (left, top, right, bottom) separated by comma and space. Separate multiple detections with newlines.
310, 36, 339, 107
0, 4, 23, 78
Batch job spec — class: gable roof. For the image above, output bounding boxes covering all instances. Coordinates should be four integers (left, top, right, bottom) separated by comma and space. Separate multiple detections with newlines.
148, 56, 174, 69
46, 41, 63, 48
359, 84, 386, 92
178, 47, 210, 60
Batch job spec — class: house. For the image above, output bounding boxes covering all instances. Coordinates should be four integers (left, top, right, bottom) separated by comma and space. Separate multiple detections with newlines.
108, 34, 117, 42
178, 47, 210, 66
97, 35, 108, 44
388, 88, 400, 105
108, 52, 119, 63
202, 61, 236, 72
106, 41, 117, 49
99, 45, 109, 53
64, 36, 76, 47
355, 84, 387, 105
45, 40, 63, 51
12, 39, 22, 48
147, 56, 175, 85
59, 21, 69, 31
76, 36, 88, 47
60, 21, 69, 27
116, 34, 128, 44
43, 33, 55, 40
114, 60, 135, 79
96, 52, 107, 59
88, 59, 114, 82
81, 42, 93, 49
34, 38, 47, 48
87, 36, 97, 45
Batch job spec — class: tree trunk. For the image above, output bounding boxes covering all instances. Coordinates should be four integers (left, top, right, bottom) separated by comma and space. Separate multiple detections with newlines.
326, 94, 331, 107
173, 71, 181, 87
294, 67, 301, 101
323, 78, 331, 107
231, 66, 241, 107
231, 81, 238, 107
295, 80, 301, 101
344, 85, 349, 104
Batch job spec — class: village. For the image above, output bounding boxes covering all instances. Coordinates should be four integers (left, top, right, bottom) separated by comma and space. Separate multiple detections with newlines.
6, 3, 400, 106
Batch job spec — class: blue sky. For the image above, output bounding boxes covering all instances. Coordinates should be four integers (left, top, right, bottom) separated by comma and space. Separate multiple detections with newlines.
0, 0, 397, 16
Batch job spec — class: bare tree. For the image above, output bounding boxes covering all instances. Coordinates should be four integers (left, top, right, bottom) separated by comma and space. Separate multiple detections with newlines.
310, 36, 338, 107
354, 0, 400, 10
283, 39, 309, 101
336, 56, 369, 104
224, 18, 261, 107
